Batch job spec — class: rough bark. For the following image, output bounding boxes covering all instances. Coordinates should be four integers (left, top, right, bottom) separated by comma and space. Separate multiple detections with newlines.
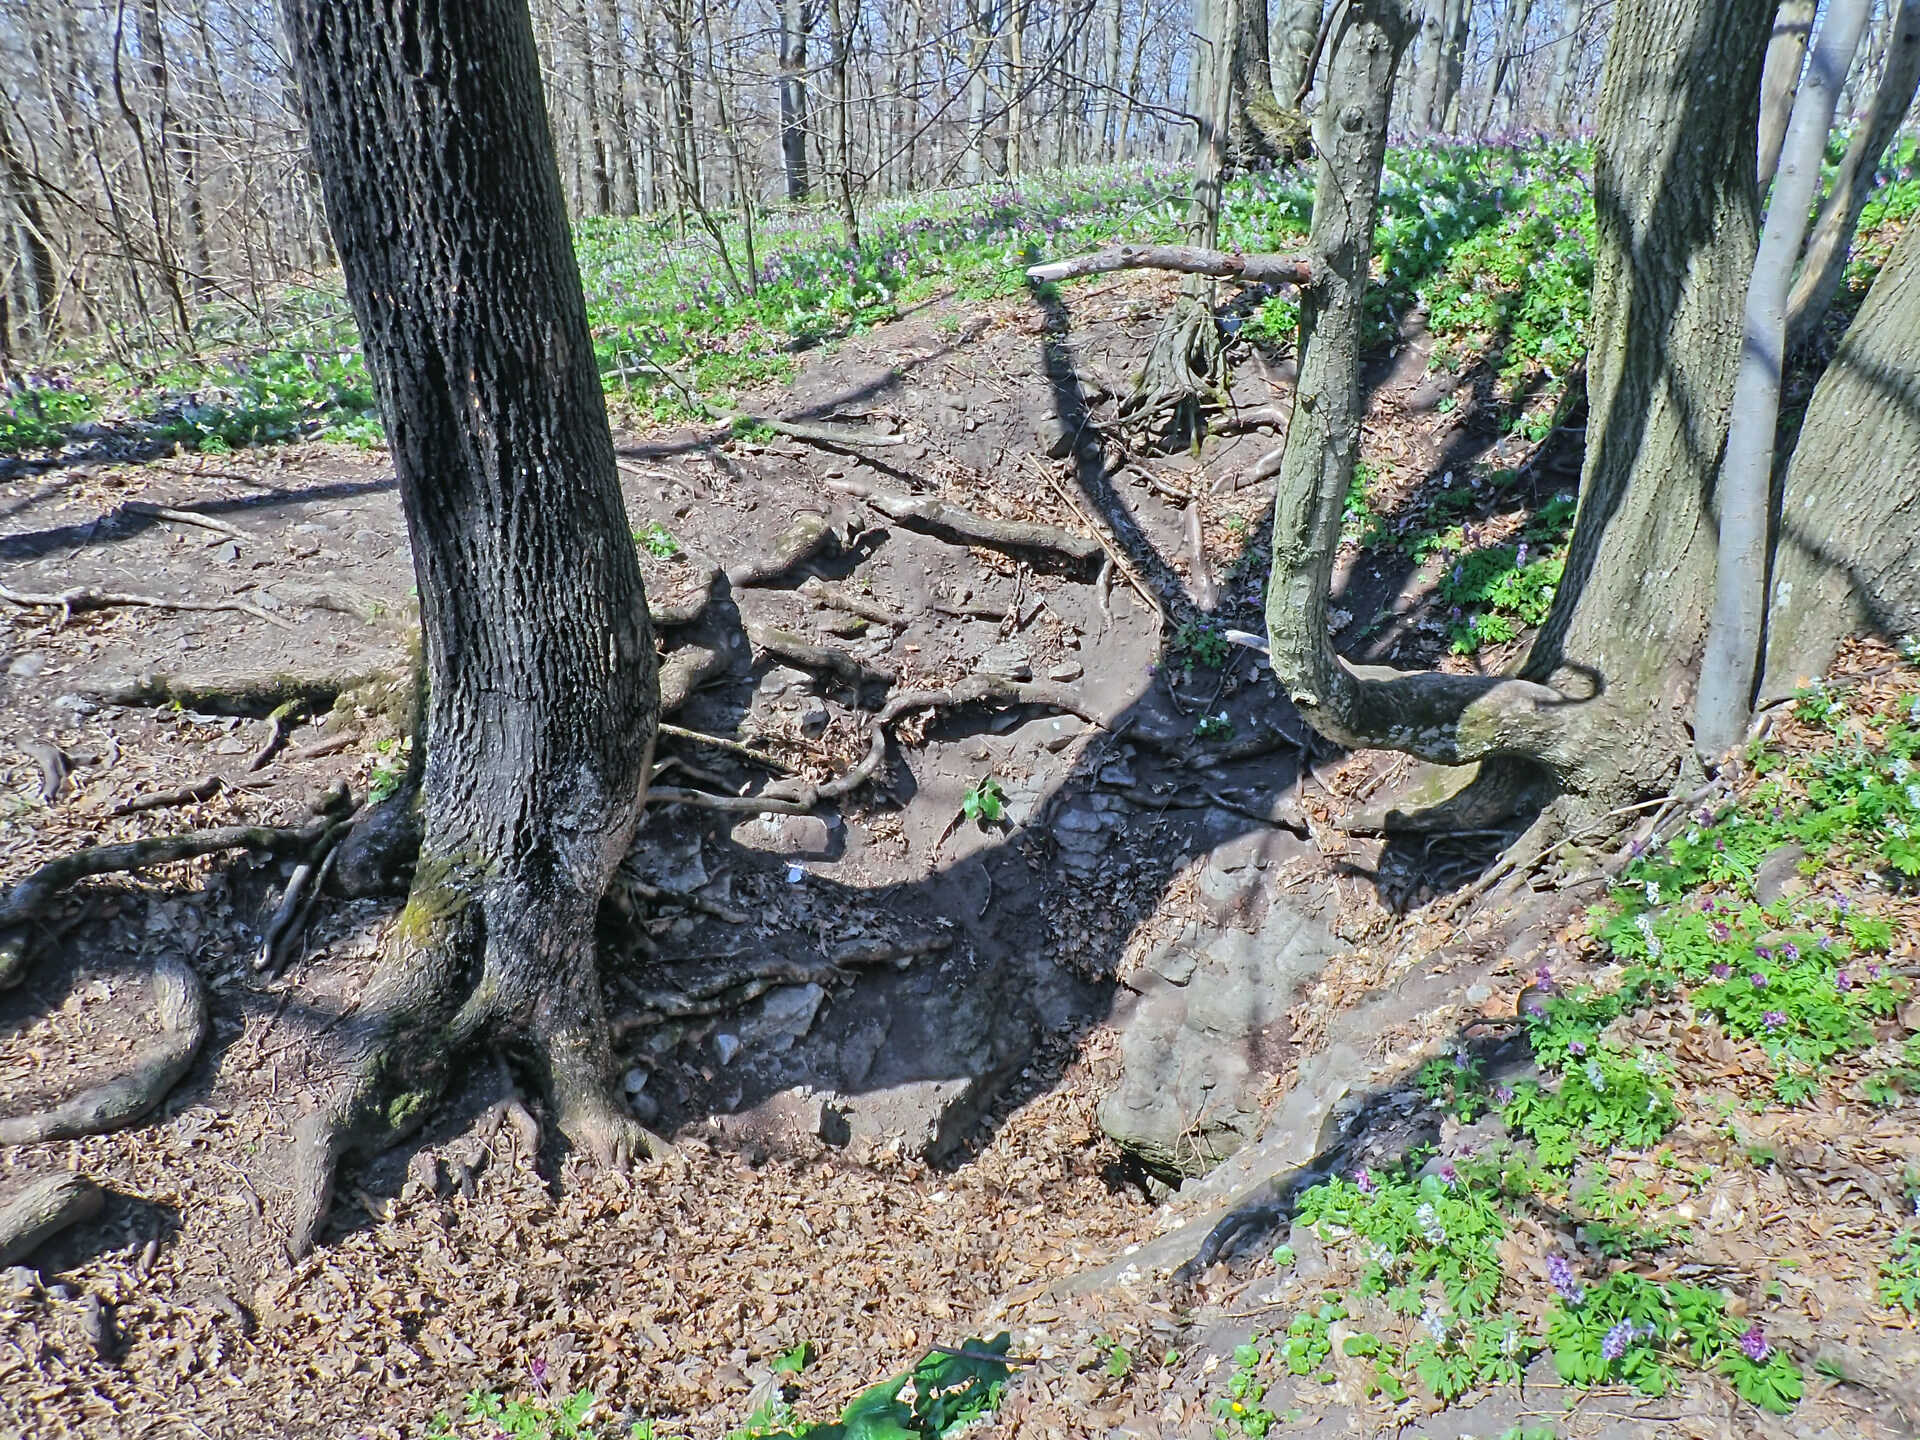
0, 1175, 103, 1268
1786, 0, 1920, 353
282, 0, 662, 1257
1231, 0, 1312, 167
1696, 0, 1871, 761
1758, 0, 1816, 190
1264, 0, 1771, 813
1760, 219, 1920, 698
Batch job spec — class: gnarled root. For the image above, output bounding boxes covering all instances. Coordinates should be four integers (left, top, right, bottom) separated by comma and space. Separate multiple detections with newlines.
0, 1173, 105, 1266
0, 953, 208, 1144
1121, 291, 1226, 451
284, 861, 673, 1257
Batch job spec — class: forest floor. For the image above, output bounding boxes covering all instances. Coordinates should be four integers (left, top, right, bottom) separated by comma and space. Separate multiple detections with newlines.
3, 266, 1919, 1440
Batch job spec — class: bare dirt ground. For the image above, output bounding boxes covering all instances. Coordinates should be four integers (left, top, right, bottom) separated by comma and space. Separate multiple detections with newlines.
4, 276, 1915, 1439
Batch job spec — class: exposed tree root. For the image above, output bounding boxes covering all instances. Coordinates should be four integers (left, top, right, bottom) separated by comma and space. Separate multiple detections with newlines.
77, 668, 393, 717
246, 700, 304, 771
646, 785, 815, 816
799, 575, 907, 629
119, 500, 247, 539
612, 936, 950, 1032
725, 511, 837, 588
827, 478, 1104, 567
745, 621, 894, 693
621, 361, 901, 451
257, 821, 351, 973
1122, 291, 1227, 449
646, 565, 720, 628
0, 817, 339, 931
1, 581, 292, 629
0, 1173, 104, 1266
656, 723, 795, 772
111, 774, 227, 816
658, 644, 730, 715
1025, 244, 1309, 288
0, 953, 207, 1144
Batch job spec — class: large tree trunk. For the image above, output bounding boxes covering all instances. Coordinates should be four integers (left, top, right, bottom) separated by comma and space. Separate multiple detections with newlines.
281, 0, 661, 1257
1757, 0, 1815, 190
1265, 0, 1771, 820
1696, 0, 1872, 760
1231, 0, 1312, 167
1761, 219, 1920, 698
1786, 0, 1920, 353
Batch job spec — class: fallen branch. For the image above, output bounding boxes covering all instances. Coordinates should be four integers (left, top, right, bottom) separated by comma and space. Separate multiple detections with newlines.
256, 821, 351, 973
624, 878, 751, 925
656, 722, 795, 773
621, 358, 902, 450
1033, 462, 1170, 626
0, 820, 334, 928
122, 501, 245, 539
1, 581, 292, 629
247, 700, 303, 771
1184, 501, 1217, 609
1026, 244, 1310, 288
828, 478, 1103, 566
0, 953, 208, 1144
0, 1173, 104, 1266
647, 784, 814, 816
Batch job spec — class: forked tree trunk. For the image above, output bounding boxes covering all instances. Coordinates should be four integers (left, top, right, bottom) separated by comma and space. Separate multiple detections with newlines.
1695, 0, 1871, 761
1230, 0, 1311, 166
1757, 0, 1815, 189
1477, 0, 1533, 134
1270, 0, 1323, 102
1266, 0, 1771, 819
281, 0, 661, 1257
1786, 0, 1920, 353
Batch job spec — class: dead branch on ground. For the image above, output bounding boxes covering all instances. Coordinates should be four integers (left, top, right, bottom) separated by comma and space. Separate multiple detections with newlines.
2, 582, 292, 629
1025, 245, 1310, 288
828, 478, 1103, 566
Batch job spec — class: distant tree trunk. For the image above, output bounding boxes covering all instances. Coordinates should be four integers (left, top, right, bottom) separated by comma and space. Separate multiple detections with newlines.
1432, 0, 1470, 130
1757, 0, 1815, 189
826, 0, 861, 246
1786, 0, 1920, 352
1270, 0, 1324, 102
965, 0, 995, 183
1412, 0, 1445, 128
1478, 0, 1534, 133
0, 112, 57, 347
1696, 0, 1871, 760
280, 0, 661, 1257
1006, 0, 1025, 176
595, 0, 640, 215
1542, 0, 1588, 130
1231, 0, 1312, 166
572, 0, 612, 213
778, 0, 813, 201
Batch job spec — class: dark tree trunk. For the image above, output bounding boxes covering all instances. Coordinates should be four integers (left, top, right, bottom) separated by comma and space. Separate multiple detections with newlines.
779, 0, 813, 201
281, 0, 661, 1257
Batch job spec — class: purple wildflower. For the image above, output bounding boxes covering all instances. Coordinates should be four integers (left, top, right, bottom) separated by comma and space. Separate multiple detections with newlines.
1547, 1253, 1585, 1305
1751, 972, 1769, 988
1569, 1040, 1587, 1056
1535, 965, 1556, 990
1602, 1320, 1636, 1362
1739, 1325, 1770, 1363
1438, 1160, 1458, 1185
1495, 1085, 1515, 1104
1836, 971, 1853, 991
1781, 943, 1799, 962
1712, 963, 1733, 980
1869, 963, 1885, 980
1756, 946, 1772, 961
1353, 1168, 1376, 1195
1712, 922, 1731, 941
1762, 1010, 1788, 1030
529, 1357, 548, 1390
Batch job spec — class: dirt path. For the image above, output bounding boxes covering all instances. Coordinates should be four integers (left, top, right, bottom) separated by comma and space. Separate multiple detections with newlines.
0, 275, 1818, 1439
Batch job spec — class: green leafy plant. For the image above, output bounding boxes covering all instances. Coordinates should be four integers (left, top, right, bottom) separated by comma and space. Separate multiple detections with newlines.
961, 776, 1006, 825
1880, 1230, 1920, 1315
635, 521, 682, 559
1171, 619, 1231, 672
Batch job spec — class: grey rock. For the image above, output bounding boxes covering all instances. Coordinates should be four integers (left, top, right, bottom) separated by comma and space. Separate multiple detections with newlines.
1035, 413, 1076, 460
1097, 759, 1136, 788
51, 693, 97, 717
796, 699, 831, 736
622, 1066, 650, 1095
978, 643, 1032, 682
1753, 843, 1810, 905
730, 813, 835, 859
1099, 901, 1341, 1179
713, 1032, 741, 1065
629, 1091, 660, 1123
739, 983, 826, 1053
7, 652, 46, 679
1047, 660, 1084, 682
643, 832, 708, 893
1040, 719, 1082, 752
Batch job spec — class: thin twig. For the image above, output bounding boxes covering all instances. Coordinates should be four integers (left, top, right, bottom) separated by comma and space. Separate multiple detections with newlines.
0, 582, 292, 629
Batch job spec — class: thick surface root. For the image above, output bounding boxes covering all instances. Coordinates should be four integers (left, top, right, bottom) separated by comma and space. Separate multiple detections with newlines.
0, 954, 208, 1145
0, 1173, 105, 1267
1121, 292, 1226, 451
